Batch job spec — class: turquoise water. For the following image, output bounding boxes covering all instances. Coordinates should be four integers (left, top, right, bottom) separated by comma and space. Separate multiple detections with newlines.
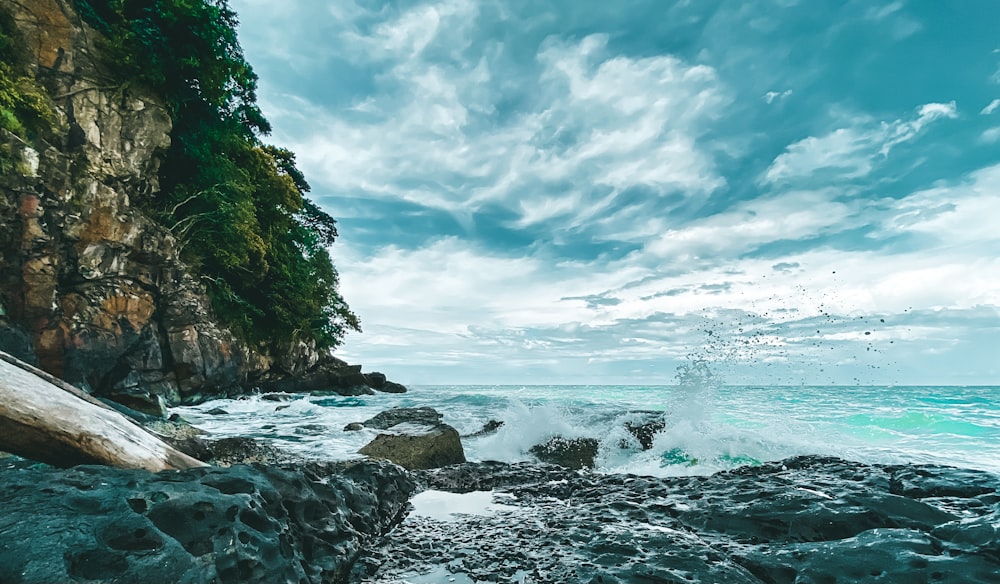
175, 385, 1000, 477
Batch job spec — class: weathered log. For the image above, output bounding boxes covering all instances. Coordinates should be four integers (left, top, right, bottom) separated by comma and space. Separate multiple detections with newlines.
0, 351, 207, 471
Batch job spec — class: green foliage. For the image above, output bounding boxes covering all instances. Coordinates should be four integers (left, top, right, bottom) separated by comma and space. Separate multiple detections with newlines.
72, 0, 359, 350
0, 7, 55, 140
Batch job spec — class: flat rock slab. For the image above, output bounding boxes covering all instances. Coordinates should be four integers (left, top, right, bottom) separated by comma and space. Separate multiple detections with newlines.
356, 456, 1000, 583
0, 459, 415, 584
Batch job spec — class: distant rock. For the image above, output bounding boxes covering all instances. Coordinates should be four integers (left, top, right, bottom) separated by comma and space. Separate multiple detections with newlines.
529, 437, 599, 469
257, 361, 374, 396
0, 460, 415, 583
344, 422, 365, 432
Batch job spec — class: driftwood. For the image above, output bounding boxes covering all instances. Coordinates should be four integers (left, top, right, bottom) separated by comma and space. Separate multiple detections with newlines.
0, 351, 207, 471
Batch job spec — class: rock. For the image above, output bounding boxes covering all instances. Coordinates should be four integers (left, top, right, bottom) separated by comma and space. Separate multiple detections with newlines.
623, 414, 666, 450
364, 371, 387, 389
359, 424, 466, 470
258, 361, 374, 396
529, 437, 599, 469
380, 381, 407, 393
358, 410, 464, 469
205, 407, 229, 415
462, 419, 505, 438
103, 387, 168, 418
344, 422, 365, 432
362, 407, 443, 430
0, 460, 415, 583
360, 456, 1000, 583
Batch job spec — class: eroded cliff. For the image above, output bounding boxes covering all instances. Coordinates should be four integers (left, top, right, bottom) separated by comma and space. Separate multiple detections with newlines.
0, 0, 335, 406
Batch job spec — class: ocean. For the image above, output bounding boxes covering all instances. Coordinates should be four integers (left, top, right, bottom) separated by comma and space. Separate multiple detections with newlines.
174, 383, 1000, 477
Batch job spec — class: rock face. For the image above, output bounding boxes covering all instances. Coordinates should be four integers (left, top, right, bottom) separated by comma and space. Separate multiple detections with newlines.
0, 458, 415, 584
357, 407, 466, 470
0, 0, 401, 406
358, 456, 1000, 583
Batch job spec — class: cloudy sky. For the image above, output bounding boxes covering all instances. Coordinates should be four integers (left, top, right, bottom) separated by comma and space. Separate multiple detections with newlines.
230, 0, 1000, 386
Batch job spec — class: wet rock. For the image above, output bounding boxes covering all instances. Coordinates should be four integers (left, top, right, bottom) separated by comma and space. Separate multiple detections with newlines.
362, 407, 443, 430
103, 387, 168, 418
0, 460, 415, 583
359, 456, 1000, 584
623, 413, 666, 450
364, 371, 387, 389
380, 381, 407, 393
344, 422, 365, 432
463, 419, 505, 438
529, 437, 599, 469
205, 407, 229, 416
258, 361, 374, 396
359, 424, 466, 471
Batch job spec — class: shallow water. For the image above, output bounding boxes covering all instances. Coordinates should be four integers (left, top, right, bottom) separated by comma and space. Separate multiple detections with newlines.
174, 385, 1000, 477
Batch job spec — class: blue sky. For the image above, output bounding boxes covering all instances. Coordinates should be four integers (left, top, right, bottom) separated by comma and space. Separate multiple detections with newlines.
230, 0, 1000, 385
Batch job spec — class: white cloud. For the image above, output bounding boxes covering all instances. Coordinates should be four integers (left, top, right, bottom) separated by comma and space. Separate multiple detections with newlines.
763, 89, 792, 104
763, 102, 958, 184
257, 23, 729, 233
645, 190, 855, 260
883, 162, 1000, 247
980, 126, 1000, 144
981, 99, 1000, 115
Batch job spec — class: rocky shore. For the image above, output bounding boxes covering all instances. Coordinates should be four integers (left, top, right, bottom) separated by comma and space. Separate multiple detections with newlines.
2, 398, 998, 583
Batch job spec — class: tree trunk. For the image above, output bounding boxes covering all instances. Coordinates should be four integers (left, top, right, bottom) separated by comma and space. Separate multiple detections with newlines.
0, 351, 207, 471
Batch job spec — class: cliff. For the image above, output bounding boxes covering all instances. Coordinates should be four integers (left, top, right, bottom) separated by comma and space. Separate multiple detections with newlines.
0, 0, 375, 407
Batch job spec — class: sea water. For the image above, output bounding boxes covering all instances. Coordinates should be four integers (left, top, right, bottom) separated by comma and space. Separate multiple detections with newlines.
173, 384, 1000, 477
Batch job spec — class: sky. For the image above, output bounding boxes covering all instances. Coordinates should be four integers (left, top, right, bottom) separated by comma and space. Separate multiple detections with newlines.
229, 0, 1000, 386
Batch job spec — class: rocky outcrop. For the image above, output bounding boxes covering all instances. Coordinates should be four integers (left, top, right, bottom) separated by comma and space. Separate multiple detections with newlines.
0, 459, 416, 584
359, 456, 1000, 583
357, 407, 465, 470
0, 0, 401, 407
529, 436, 599, 469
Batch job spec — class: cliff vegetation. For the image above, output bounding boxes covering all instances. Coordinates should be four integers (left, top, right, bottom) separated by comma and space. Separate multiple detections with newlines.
70, 0, 359, 351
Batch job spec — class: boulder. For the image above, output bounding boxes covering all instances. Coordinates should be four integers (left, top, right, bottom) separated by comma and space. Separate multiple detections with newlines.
0, 460, 415, 583
358, 407, 465, 469
363, 371, 387, 389
529, 437, 599, 469
359, 424, 465, 470
344, 422, 365, 432
362, 407, 443, 430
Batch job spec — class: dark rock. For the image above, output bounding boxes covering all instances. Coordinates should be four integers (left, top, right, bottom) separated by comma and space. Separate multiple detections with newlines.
0, 320, 37, 365
103, 387, 168, 418
362, 407, 443, 430
529, 437, 599, 469
98, 397, 163, 425
380, 381, 407, 393
260, 393, 295, 402
360, 456, 1000, 583
364, 371, 387, 389
0, 460, 415, 583
205, 407, 229, 415
344, 422, 365, 432
463, 419, 505, 438
359, 429, 464, 471
359, 424, 466, 470
258, 362, 374, 396
623, 413, 666, 450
